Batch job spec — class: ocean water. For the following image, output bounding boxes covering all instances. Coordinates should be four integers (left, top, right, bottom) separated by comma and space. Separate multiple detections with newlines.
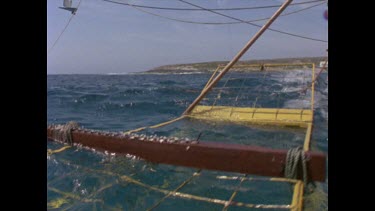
47, 71, 328, 210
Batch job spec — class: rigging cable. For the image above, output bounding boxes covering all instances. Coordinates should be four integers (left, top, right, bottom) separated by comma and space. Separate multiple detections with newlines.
103, 0, 324, 11
48, 0, 83, 54
103, 0, 325, 25
177, 0, 327, 43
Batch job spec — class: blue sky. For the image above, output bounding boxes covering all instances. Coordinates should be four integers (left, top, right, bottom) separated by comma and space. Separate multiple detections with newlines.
47, 0, 328, 74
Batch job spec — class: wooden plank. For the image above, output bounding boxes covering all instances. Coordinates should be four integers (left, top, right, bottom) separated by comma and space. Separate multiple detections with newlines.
47, 127, 326, 182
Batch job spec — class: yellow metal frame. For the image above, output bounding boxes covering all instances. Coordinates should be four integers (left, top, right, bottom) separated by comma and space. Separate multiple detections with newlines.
217, 63, 314, 69
291, 181, 304, 211
49, 158, 306, 210
189, 63, 316, 128
191, 62, 316, 211
118, 62, 318, 210
188, 105, 313, 128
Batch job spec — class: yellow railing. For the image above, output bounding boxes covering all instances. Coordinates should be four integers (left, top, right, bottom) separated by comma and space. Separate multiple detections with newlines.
188, 106, 313, 128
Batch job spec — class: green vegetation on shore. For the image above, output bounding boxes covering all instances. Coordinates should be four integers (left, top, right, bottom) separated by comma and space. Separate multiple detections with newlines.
146, 57, 327, 73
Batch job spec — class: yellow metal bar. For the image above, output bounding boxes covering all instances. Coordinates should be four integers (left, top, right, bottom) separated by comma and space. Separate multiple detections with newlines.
147, 170, 201, 211
223, 176, 247, 211
269, 177, 299, 183
124, 116, 186, 134
47, 145, 72, 155
217, 63, 314, 68
47, 198, 69, 209
56, 183, 116, 211
216, 175, 299, 183
56, 158, 292, 209
47, 187, 103, 203
303, 123, 313, 151
124, 126, 147, 134
297, 184, 304, 210
189, 105, 312, 128
291, 181, 304, 211
264, 63, 314, 67
149, 115, 186, 129
119, 174, 291, 209
218, 64, 262, 68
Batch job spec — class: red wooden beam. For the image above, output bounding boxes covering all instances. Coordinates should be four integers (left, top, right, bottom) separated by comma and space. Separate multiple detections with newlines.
47, 126, 326, 182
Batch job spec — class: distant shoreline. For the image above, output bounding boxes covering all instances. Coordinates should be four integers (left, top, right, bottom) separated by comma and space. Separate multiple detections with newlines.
144, 56, 327, 74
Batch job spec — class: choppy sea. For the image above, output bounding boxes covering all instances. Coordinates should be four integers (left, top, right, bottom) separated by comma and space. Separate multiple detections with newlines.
47, 71, 328, 210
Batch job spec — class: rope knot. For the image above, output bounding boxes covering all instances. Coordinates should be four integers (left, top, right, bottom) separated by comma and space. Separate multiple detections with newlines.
52, 121, 79, 145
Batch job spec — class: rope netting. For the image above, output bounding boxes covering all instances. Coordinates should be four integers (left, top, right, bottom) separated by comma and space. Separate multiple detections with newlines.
47, 145, 309, 210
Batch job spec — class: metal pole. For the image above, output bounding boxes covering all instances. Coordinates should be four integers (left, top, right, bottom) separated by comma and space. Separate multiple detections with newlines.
183, 0, 293, 115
